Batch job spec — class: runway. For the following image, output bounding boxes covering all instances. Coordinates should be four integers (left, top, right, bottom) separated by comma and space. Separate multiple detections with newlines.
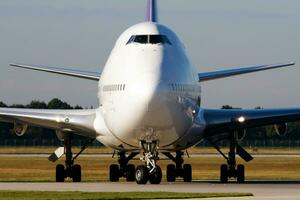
0, 181, 300, 200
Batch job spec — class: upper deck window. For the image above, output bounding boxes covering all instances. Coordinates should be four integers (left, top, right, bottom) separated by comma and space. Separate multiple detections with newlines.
127, 35, 172, 45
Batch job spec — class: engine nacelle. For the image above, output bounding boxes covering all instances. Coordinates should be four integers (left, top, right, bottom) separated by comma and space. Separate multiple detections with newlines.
13, 122, 28, 137
237, 129, 246, 141
274, 123, 288, 136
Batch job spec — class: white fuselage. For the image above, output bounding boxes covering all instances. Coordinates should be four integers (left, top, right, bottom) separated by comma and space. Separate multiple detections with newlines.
95, 22, 203, 151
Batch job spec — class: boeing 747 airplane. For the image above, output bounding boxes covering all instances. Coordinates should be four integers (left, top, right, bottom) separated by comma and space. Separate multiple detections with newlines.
1, 0, 299, 184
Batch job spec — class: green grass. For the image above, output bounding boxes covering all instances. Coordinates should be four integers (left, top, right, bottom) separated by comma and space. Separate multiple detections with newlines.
0, 191, 253, 200
1, 146, 300, 155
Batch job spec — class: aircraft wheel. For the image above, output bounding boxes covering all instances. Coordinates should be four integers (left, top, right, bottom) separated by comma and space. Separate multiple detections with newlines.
220, 164, 228, 183
149, 166, 162, 184
135, 165, 149, 184
56, 164, 65, 182
109, 164, 120, 182
237, 164, 245, 183
166, 164, 176, 182
72, 164, 82, 182
183, 164, 192, 182
126, 164, 136, 182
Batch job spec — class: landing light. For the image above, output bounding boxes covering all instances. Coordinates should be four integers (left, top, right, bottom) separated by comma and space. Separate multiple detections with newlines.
237, 116, 246, 123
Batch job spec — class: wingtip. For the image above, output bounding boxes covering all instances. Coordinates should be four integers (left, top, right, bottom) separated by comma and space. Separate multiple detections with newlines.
9, 63, 21, 67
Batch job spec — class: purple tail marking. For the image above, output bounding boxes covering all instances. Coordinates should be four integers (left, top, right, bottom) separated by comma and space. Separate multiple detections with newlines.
146, 0, 158, 22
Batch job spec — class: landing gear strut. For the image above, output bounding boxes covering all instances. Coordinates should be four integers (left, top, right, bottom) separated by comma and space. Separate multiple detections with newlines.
56, 134, 93, 182
214, 131, 249, 183
135, 140, 162, 184
109, 151, 138, 182
163, 151, 192, 182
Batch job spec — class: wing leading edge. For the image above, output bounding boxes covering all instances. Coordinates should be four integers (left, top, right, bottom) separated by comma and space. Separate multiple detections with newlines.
198, 62, 295, 82
10, 63, 100, 81
201, 108, 300, 137
0, 108, 98, 138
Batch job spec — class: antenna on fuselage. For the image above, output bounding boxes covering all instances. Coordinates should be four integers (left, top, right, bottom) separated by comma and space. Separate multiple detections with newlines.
146, 0, 158, 22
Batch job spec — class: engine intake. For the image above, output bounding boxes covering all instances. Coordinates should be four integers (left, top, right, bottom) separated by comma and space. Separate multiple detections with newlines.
237, 129, 246, 141
274, 123, 288, 136
13, 122, 28, 136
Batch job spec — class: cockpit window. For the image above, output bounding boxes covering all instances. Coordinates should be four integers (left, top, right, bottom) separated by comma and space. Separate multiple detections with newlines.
150, 35, 171, 45
127, 35, 172, 45
134, 35, 148, 44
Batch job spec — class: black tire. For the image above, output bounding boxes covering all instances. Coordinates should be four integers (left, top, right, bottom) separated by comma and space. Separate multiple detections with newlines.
183, 164, 192, 182
72, 164, 82, 182
149, 166, 162, 184
109, 164, 120, 182
135, 165, 149, 184
56, 164, 65, 182
166, 164, 176, 182
237, 164, 245, 183
126, 164, 135, 182
220, 164, 228, 183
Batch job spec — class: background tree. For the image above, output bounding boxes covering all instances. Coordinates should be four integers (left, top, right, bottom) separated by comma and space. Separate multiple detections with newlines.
48, 98, 72, 109
26, 100, 48, 109
0, 102, 7, 107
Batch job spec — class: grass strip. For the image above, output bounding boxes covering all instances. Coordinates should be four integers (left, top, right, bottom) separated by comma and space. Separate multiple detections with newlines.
0, 191, 253, 200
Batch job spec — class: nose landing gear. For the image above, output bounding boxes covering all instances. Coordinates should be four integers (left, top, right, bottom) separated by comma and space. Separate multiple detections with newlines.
135, 140, 162, 184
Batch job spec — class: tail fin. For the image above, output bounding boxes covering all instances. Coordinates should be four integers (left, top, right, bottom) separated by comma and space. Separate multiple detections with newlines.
146, 0, 158, 22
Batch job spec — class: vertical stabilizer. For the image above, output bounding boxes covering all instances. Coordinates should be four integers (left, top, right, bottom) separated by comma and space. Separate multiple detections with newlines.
146, 0, 158, 22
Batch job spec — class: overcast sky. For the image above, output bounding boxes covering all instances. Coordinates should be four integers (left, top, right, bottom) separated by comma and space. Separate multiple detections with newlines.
0, 0, 299, 108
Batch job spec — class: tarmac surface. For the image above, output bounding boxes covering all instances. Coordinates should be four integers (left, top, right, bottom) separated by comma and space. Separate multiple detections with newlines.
0, 181, 300, 200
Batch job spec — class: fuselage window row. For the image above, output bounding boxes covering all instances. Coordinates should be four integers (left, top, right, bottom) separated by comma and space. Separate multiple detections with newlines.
168, 83, 200, 93
103, 84, 126, 92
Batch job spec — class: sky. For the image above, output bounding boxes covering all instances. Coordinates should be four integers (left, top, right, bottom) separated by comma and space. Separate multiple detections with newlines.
0, 0, 299, 109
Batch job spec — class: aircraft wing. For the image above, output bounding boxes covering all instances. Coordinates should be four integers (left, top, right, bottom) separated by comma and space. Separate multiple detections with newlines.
10, 63, 100, 81
201, 108, 300, 137
198, 62, 295, 82
0, 108, 98, 138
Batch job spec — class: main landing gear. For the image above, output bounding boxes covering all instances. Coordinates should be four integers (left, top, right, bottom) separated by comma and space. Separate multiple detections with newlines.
109, 151, 139, 182
109, 141, 192, 184
109, 141, 162, 184
108, 141, 163, 184
163, 151, 192, 182
55, 134, 93, 182
213, 131, 253, 183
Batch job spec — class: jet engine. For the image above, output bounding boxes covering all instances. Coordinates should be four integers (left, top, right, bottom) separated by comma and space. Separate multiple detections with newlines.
274, 123, 288, 136
237, 129, 246, 141
13, 122, 28, 136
